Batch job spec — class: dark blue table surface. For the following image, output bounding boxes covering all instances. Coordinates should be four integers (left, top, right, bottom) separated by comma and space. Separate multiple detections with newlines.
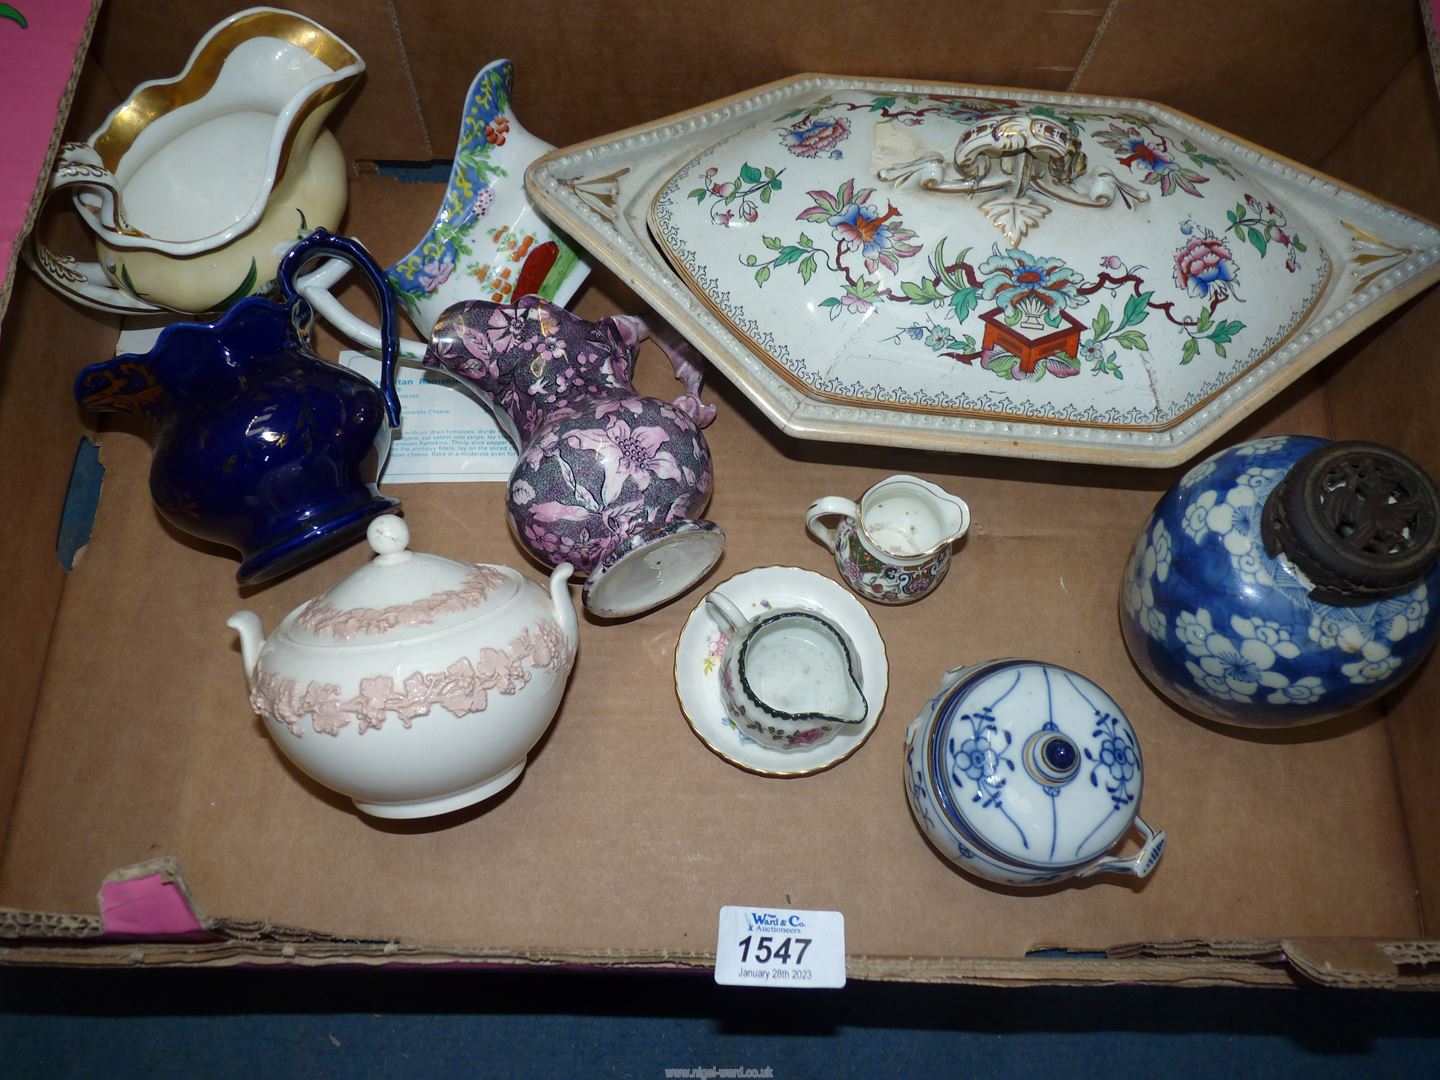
3, 966, 1438, 1078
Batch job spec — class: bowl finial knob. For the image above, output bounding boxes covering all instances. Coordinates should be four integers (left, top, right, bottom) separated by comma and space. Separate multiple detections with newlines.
367, 515, 410, 559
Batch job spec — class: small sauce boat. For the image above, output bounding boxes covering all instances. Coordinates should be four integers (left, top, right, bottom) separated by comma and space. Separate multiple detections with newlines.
705, 591, 868, 751
26, 7, 363, 314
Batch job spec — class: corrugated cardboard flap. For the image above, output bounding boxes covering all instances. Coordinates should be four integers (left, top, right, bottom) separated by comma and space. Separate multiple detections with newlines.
3, 860, 1438, 989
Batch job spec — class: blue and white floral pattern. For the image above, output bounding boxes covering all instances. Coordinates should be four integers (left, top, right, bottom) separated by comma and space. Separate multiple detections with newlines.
1234, 434, 1290, 456
904, 661, 1160, 886
1122, 518, 1171, 642
1178, 455, 1219, 491
1122, 434, 1440, 726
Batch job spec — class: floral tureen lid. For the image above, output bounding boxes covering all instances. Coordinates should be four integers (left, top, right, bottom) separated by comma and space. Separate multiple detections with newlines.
281, 516, 523, 647
926, 660, 1144, 871
526, 74, 1440, 463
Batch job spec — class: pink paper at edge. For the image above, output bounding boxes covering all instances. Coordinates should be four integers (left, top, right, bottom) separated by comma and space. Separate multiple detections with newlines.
0, 0, 98, 320
100, 875, 215, 941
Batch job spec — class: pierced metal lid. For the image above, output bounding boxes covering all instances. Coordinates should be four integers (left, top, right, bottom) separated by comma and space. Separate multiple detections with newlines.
1261, 441, 1440, 606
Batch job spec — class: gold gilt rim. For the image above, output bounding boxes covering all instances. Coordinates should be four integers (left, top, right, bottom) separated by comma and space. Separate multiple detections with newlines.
672, 565, 888, 779
647, 192, 1334, 435
93, 10, 362, 189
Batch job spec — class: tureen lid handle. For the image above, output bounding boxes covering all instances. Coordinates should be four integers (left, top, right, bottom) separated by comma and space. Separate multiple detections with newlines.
367, 515, 411, 564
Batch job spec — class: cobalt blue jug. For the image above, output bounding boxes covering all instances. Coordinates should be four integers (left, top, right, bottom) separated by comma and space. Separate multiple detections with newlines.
74, 230, 403, 585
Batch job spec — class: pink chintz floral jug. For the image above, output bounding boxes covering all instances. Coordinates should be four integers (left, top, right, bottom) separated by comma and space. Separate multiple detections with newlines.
425, 297, 724, 618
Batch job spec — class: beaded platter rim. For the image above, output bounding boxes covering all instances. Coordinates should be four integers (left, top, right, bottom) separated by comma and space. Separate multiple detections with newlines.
526, 72, 1440, 467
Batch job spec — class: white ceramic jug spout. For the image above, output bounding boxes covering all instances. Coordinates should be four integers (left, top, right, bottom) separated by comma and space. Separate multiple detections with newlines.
548, 563, 579, 649
836, 672, 869, 725
226, 611, 267, 688
931, 488, 971, 545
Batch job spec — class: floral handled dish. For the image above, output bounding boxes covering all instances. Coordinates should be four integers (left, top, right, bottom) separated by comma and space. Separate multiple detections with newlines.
526, 74, 1440, 465
298, 58, 589, 358
228, 515, 579, 819
904, 659, 1165, 886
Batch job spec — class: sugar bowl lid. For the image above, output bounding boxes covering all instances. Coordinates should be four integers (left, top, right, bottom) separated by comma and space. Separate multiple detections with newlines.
285, 516, 521, 646
926, 660, 1145, 872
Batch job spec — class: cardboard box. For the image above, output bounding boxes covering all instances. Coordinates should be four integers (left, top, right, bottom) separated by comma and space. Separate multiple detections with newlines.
3, 0, 1439, 988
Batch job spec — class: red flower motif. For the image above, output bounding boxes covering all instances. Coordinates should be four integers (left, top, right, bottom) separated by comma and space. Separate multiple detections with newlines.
1173, 233, 1239, 301
485, 117, 510, 146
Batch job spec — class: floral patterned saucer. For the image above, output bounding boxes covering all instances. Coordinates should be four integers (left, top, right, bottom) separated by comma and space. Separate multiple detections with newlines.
673, 565, 887, 776
527, 74, 1440, 465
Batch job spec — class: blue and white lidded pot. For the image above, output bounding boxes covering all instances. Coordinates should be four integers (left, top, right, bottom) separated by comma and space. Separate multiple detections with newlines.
903, 660, 1165, 887
1120, 436, 1440, 728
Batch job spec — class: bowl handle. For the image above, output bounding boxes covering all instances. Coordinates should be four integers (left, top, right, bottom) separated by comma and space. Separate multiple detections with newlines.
21, 143, 169, 315
704, 591, 748, 635
278, 230, 403, 429
608, 314, 717, 428
805, 497, 860, 553
294, 254, 430, 360
1075, 816, 1167, 880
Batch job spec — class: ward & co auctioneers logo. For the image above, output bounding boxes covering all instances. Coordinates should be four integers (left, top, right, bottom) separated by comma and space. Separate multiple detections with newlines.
742, 911, 806, 934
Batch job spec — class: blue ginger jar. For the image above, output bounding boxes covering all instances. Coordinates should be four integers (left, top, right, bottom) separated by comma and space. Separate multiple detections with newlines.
1120, 435, 1440, 727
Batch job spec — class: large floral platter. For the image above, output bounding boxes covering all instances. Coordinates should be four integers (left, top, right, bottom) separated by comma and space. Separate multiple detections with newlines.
526, 75, 1440, 466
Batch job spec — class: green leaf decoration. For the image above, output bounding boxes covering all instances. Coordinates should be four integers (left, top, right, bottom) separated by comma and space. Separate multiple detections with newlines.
818, 297, 840, 307
1196, 306, 1213, 332
762, 235, 783, 250
755, 266, 771, 286
213, 258, 259, 310
797, 232, 813, 249
1115, 329, 1149, 351
744, 255, 757, 266
1214, 344, 1227, 358
688, 188, 706, 202
739, 163, 763, 184
775, 247, 804, 267
901, 280, 944, 304
950, 286, 978, 323
760, 187, 772, 204
1293, 236, 1307, 252
0, 5, 28, 29
1092, 304, 1112, 338
1180, 338, 1199, 365
799, 254, 817, 285
117, 263, 140, 297
770, 178, 783, 191
1208, 319, 1244, 346
1004, 307, 1021, 326
1247, 226, 1267, 257
1121, 291, 1152, 329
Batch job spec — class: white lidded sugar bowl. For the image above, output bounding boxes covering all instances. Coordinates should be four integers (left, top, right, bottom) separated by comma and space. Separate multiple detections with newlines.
228, 515, 578, 819
904, 660, 1165, 886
